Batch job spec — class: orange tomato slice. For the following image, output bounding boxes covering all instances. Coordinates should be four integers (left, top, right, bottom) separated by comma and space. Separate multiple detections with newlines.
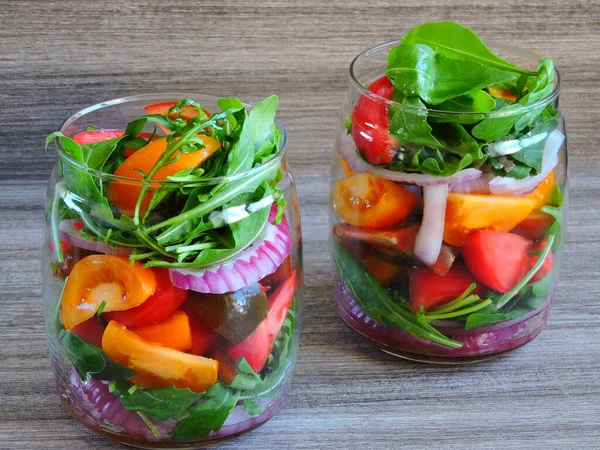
61, 255, 157, 331
130, 310, 192, 352
523, 171, 555, 208
102, 320, 218, 393
444, 193, 537, 246
106, 135, 221, 216
331, 173, 419, 229
487, 86, 517, 102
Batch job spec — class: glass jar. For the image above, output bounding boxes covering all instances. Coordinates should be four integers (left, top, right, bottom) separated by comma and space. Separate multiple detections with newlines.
43, 94, 303, 446
330, 41, 566, 363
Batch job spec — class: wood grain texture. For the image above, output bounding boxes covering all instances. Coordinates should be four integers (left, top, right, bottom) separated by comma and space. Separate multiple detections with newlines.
1, 1, 599, 449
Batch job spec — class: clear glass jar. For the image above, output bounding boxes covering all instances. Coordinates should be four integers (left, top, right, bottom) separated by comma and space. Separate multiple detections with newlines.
43, 94, 303, 446
331, 41, 566, 363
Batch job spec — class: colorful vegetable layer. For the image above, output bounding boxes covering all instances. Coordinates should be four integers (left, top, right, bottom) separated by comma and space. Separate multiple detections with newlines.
332, 21, 565, 358
46, 96, 300, 442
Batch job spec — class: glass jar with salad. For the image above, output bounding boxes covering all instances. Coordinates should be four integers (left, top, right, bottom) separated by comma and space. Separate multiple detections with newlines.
43, 94, 302, 446
331, 22, 566, 363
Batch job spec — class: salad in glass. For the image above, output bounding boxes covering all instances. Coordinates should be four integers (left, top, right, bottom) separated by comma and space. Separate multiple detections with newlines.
43, 94, 302, 446
331, 22, 566, 362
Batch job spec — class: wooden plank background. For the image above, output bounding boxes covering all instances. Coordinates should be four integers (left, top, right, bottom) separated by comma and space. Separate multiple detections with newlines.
1, 1, 599, 448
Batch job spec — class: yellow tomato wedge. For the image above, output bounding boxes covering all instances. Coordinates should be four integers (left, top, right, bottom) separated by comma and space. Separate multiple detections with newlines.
102, 320, 218, 393
107, 135, 221, 216
444, 193, 537, 246
523, 171, 555, 208
130, 310, 192, 352
61, 255, 157, 331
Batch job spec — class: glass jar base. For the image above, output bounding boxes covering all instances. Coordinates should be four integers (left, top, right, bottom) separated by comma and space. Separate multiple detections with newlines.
335, 274, 552, 364
61, 395, 278, 449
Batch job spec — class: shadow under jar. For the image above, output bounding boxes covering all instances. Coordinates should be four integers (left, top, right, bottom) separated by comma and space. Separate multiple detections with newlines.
331, 39, 567, 363
43, 94, 303, 447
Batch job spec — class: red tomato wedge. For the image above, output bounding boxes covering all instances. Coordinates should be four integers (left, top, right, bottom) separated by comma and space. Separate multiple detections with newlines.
352, 76, 398, 164
73, 129, 125, 144
72, 129, 154, 145
331, 173, 419, 229
360, 253, 406, 286
463, 230, 532, 294
104, 268, 188, 327
408, 265, 481, 312
529, 239, 553, 283
71, 318, 106, 348
183, 306, 219, 357
511, 210, 555, 240
144, 101, 211, 121
227, 271, 296, 372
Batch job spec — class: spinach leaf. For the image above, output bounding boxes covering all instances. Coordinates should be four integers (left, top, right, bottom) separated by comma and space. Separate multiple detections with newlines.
384, 146, 473, 177
386, 43, 516, 105
333, 240, 462, 348
60, 331, 135, 381
431, 89, 496, 123
226, 95, 279, 175
388, 94, 441, 148
173, 383, 238, 441
402, 21, 537, 75
112, 382, 203, 421
471, 103, 526, 142
432, 122, 483, 160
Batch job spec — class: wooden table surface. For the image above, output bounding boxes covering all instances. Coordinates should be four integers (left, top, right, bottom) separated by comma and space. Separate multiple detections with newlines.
1, 1, 599, 448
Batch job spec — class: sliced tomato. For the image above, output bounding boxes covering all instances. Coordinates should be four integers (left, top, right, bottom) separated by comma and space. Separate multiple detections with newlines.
61, 255, 157, 331
528, 239, 553, 283
408, 265, 482, 312
444, 192, 537, 246
144, 101, 211, 122
511, 209, 555, 240
104, 268, 188, 327
523, 171, 556, 209
102, 320, 218, 393
129, 310, 192, 352
183, 306, 218, 357
487, 86, 517, 102
261, 256, 293, 291
207, 344, 238, 385
331, 173, 419, 229
352, 76, 398, 164
73, 129, 125, 144
71, 318, 106, 348
360, 253, 406, 286
463, 230, 532, 294
106, 135, 221, 216
333, 223, 419, 255
227, 271, 296, 372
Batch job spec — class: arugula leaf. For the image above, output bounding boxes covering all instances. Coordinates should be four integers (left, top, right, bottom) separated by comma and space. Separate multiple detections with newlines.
173, 383, 238, 441
387, 94, 441, 148
465, 310, 528, 329
472, 59, 556, 142
509, 113, 559, 174
402, 21, 537, 75
226, 95, 279, 175
112, 382, 203, 422
242, 400, 261, 417
386, 43, 516, 105
333, 239, 462, 348
60, 331, 135, 381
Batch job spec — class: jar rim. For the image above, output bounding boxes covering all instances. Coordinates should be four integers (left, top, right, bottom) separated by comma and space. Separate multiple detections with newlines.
56, 93, 288, 185
348, 40, 562, 116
